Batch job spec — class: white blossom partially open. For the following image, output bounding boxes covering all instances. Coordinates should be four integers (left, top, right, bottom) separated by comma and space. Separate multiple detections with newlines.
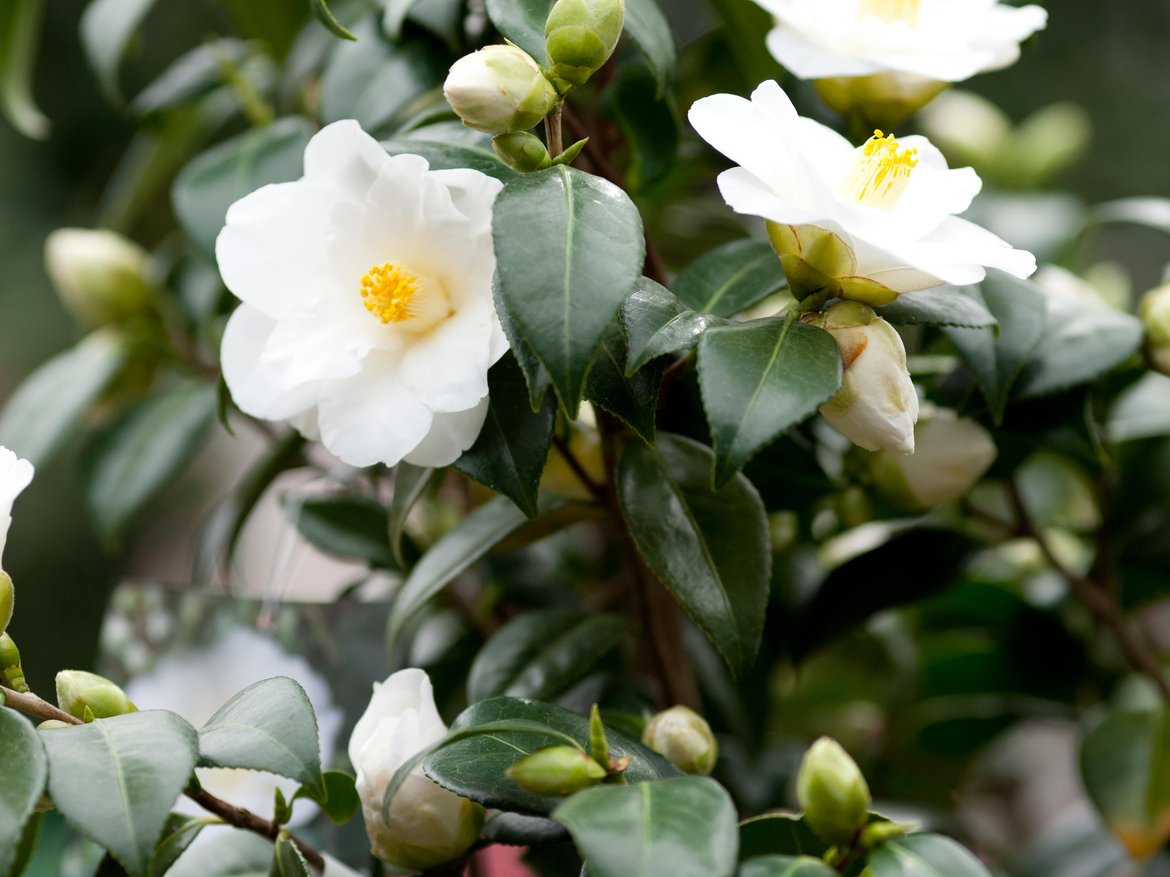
217, 120, 507, 469
0, 446, 33, 570
349, 668, 483, 871
689, 81, 1036, 304
754, 0, 1047, 85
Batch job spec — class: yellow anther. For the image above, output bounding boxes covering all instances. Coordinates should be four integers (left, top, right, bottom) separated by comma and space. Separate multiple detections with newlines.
857, 0, 920, 25
841, 130, 919, 212
360, 262, 418, 324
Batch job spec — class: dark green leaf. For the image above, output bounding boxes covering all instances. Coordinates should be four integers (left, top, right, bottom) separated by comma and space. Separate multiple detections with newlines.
82, 381, 218, 544
621, 277, 725, 375
40, 712, 199, 877
288, 495, 397, 569
310, 0, 357, 40
483, 812, 570, 846
455, 354, 557, 519
389, 463, 433, 568
0, 711, 46, 875
623, 0, 677, 97
80, 0, 163, 101
131, 40, 248, 116
199, 678, 323, 795
494, 274, 553, 408
381, 136, 517, 182
386, 495, 566, 646
674, 240, 787, 317
618, 434, 770, 675
866, 834, 993, 877
876, 287, 997, 328
738, 815, 827, 860
269, 835, 310, 877
492, 165, 645, 417
739, 856, 837, 877
601, 64, 678, 192
0, 0, 48, 138
944, 272, 1046, 422
698, 315, 841, 487
298, 770, 360, 825
173, 116, 313, 256
553, 777, 738, 877
423, 698, 679, 816
4, 811, 40, 877
0, 329, 128, 467
484, 0, 550, 61
467, 609, 626, 702
585, 321, 663, 444
148, 815, 214, 877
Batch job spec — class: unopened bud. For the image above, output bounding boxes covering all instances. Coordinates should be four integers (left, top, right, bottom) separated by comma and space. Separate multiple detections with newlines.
506, 746, 606, 796
545, 0, 625, 88
1141, 283, 1170, 376
797, 738, 871, 845
493, 132, 553, 172
814, 73, 947, 132
38, 720, 72, 730
0, 632, 27, 692
0, 570, 12, 634
859, 820, 912, 851
766, 223, 898, 307
642, 706, 718, 776
444, 45, 558, 135
811, 302, 918, 454
45, 229, 156, 327
55, 670, 137, 722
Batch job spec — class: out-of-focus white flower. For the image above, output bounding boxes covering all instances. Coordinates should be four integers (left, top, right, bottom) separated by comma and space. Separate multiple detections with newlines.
217, 120, 508, 469
124, 626, 343, 826
871, 408, 997, 509
0, 446, 33, 571
755, 0, 1047, 84
689, 82, 1036, 305
349, 668, 483, 871
812, 301, 918, 453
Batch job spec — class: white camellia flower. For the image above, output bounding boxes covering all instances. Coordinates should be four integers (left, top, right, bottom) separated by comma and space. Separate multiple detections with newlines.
217, 119, 508, 468
0, 446, 33, 570
349, 668, 484, 871
689, 81, 1036, 306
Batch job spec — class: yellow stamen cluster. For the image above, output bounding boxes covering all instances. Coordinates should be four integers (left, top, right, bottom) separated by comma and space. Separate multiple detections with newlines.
857, 0, 920, 25
842, 130, 919, 212
360, 262, 418, 324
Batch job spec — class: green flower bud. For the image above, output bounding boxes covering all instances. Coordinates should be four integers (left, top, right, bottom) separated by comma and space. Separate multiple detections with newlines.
44, 229, 156, 327
55, 670, 137, 722
506, 746, 607, 796
814, 73, 947, 132
642, 706, 718, 776
444, 45, 558, 135
545, 0, 625, 88
1141, 283, 1170, 376
0, 632, 27, 692
493, 132, 553, 172
0, 570, 12, 634
796, 737, 871, 845
766, 223, 899, 307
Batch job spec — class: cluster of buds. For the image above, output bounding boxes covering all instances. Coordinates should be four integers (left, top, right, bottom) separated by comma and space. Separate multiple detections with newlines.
442, 0, 624, 172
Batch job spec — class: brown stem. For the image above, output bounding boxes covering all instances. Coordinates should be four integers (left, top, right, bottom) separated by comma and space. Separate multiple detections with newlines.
545, 108, 564, 158
552, 433, 607, 504
1, 686, 326, 873
1008, 482, 1170, 703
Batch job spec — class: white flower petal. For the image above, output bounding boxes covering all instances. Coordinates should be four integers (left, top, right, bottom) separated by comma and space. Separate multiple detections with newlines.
220, 306, 319, 421
304, 119, 403, 199
0, 447, 33, 567
404, 399, 491, 468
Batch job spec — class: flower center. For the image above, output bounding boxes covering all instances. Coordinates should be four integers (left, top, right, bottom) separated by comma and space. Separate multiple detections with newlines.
360, 262, 418, 324
841, 130, 919, 212
857, 0, 919, 25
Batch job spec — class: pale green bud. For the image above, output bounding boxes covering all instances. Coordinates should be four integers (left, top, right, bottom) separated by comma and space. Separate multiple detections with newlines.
0, 570, 12, 634
545, 0, 625, 87
814, 72, 947, 132
45, 229, 156, 327
506, 746, 607, 796
55, 670, 137, 722
1141, 283, 1170, 376
0, 632, 27, 692
493, 132, 553, 172
766, 223, 898, 307
37, 719, 72, 730
642, 706, 718, 776
796, 738, 872, 845
444, 45, 558, 135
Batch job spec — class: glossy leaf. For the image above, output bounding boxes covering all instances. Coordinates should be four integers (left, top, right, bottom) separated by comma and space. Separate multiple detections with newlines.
455, 354, 557, 519
738, 814, 827, 861
299, 770, 360, 825
866, 834, 993, 877
601, 63, 679, 192
148, 815, 215, 877
944, 272, 1046, 422
585, 320, 663, 444
0, 711, 46, 876
381, 136, 516, 182
618, 434, 770, 674
198, 677, 323, 795
739, 857, 838, 877
423, 698, 679, 816
495, 274, 553, 408
389, 463, 433, 568
467, 609, 627, 702
623, 0, 677, 97
0, 329, 128, 467
876, 288, 997, 328
288, 495, 397, 569
553, 776, 739, 877
674, 240, 787, 318
310, 0, 357, 40
40, 712, 199, 877
173, 117, 312, 256
492, 165, 645, 417
621, 278, 725, 375
0, 0, 48, 138
698, 316, 841, 487
80, 0, 162, 101
484, 0, 550, 61
82, 382, 218, 544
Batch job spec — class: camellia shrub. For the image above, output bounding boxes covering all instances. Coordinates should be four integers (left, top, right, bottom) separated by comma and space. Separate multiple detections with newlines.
3, 0, 1170, 875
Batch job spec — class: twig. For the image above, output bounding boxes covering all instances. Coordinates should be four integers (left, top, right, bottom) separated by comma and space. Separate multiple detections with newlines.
1, 686, 326, 872
552, 433, 607, 504
545, 108, 564, 158
1008, 482, 1170, 703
